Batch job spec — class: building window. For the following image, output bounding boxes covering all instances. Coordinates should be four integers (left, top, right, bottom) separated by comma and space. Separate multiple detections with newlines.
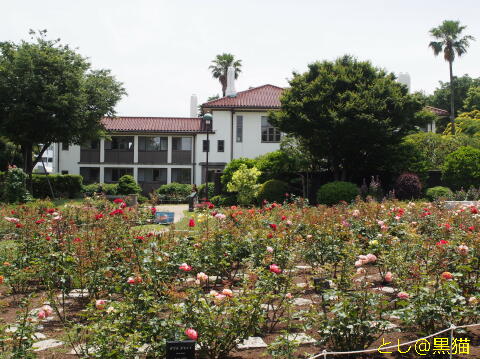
81, 140, 99, 150
61, 170, 69, 175
172, 137, 192, 151
217, 140, 224, 152
105, 137, 134, 150
62, 143, 69, 151
139, 137, 168, 151
80, 167, 100, 184
202, 140, 210, 152
138, 168, 167, 183
171, 168, 191, 184
236, 116, 243, 142
261, 116, 281, 142
104, 168, 133, 182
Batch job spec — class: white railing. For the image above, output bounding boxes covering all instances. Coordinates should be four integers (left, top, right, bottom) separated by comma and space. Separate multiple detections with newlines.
308, 323, 480, 359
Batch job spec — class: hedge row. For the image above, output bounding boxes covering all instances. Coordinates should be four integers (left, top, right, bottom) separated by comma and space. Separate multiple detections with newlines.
31, 174, 83, 198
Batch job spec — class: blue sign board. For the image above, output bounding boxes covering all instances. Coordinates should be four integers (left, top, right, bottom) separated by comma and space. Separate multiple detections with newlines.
155, 211, 175, 224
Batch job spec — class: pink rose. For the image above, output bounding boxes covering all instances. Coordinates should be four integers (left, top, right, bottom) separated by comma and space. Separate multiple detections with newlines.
384, 272, 393, 283
285, 293, 293, 299
354, 260, 363, 268
41, 305, 53, 317
366, 253, 377, 263
269, 264, 282, 274
397, 291, 410, 299
96, 299, 107, 310
185, 328, 198, 340
266, 246, 274, 253
179, 263, 192, 271
352, 210, 360, 217
196, 272, 208, 281
37, 310, 46, 320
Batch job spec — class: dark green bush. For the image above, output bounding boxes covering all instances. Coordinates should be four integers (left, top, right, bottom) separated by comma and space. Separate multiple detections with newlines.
117, 175, 141, 195
316, 181, 359, 206
198, 182, 215, 199
210, 194, 237, 207
137, 195, 149, 204
2, 167, 32, 203
394, 173, 422, 200
257, 179, 289, 203
31, 174, 83, 198
156, 182, 192, 202
82, 183, 119, 196
442, 146, 480, 190
426, 186, 453, 201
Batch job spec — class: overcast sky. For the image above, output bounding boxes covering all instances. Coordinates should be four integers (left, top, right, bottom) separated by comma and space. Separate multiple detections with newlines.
3, 0, 480, 117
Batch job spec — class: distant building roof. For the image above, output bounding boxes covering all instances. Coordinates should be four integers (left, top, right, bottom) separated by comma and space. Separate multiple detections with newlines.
102, 117, 203, 133
425, 106, 449, 117
202, 84, 284, 109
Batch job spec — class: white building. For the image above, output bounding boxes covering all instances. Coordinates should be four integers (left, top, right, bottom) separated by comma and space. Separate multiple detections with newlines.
55, 82, 284, 193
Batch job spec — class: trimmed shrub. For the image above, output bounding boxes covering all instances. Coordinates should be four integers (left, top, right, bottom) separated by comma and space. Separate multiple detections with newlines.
198, 182, 215, 200
156, 182, 192, 202
442, 146, 480, 190
31, 174, 83, 198
316, 181, 359, 206
221, 158, 257, 190
210, 194, 237, 207
81, 183, 119, 196
257, 179, 289, 203
117, 175, 141, 195
394, 173, 422, 200
426, 186, 453, 201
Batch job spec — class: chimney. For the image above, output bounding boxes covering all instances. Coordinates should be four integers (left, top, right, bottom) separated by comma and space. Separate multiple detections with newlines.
190, 94, 198, 117
225, 66, 237, 97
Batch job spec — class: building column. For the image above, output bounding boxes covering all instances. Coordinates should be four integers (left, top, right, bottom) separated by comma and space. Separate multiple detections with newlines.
133, 167, 138, 182
99, 166, 105, 183
167, 136, 173, 163
133, 136, 139, 163
167, 167, 172, 184
100, 139, 105, 163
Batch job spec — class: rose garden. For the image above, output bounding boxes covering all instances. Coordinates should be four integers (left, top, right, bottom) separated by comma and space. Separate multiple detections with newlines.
0, 195, 478, 358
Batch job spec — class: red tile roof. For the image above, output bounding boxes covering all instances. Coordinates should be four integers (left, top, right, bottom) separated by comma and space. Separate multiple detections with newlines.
102, 117, 203, 133
202, 84, 284, 109
425, 106, 449, 116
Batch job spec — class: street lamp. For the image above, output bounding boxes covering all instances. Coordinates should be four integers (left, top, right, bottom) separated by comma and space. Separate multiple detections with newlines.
203, 113, 213, 202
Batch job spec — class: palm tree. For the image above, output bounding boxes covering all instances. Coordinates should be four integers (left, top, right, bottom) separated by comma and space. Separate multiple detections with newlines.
429, 20, 475, 134
209, 53, 242, 97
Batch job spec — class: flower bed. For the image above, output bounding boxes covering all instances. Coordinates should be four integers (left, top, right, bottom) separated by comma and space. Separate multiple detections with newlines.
0, 198, 479, 358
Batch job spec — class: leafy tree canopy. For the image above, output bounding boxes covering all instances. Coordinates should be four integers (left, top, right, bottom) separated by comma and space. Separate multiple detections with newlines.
428, 75, 480, 113
0, 30, 126, 174
463, 86, 480, 112
270, 55, 425, 182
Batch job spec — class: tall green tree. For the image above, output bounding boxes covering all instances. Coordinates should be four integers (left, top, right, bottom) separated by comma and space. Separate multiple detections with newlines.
270, 55, 424, 182
428, 75, 480, 112
463, 86, 480, 111
429, 20, 475, 134
0, 30, 126, 175
209, 53, 242, 97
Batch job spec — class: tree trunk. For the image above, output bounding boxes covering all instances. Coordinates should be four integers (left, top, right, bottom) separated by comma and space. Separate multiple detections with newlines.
449, 60, 456, 135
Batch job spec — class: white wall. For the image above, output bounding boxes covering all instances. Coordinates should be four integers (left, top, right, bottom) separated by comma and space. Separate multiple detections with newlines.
58, 144, 81, 175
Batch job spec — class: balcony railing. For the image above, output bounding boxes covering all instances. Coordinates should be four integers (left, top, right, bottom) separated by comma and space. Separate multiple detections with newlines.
104, 150, 134, 163
171, 150, 191, 164
80, 149, 100, 163
138, 151, 168, 164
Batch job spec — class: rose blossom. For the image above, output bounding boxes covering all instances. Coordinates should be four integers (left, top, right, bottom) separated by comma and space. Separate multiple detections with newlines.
352, 210, 360, 217
266, 246, 274, 253
37, 310, 47, 320
397, 292, 410, 299
269, 264, 282, 274
457, 245, 469, 256
179, 263, 192, 271
185, 328, 198, 340
441, 271, 453, 280
96, 299, 107, 310
356, 267, 366, 275
41, 305, 53, 317
196, 272, 208, 281
209, 290, 219, 297
366, 253, 377, 263
285, 293, 293, 299
188, 218, 195, 227
384, 272, 393, 283
214, 213, 226, 219
221, 289, 233, 297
